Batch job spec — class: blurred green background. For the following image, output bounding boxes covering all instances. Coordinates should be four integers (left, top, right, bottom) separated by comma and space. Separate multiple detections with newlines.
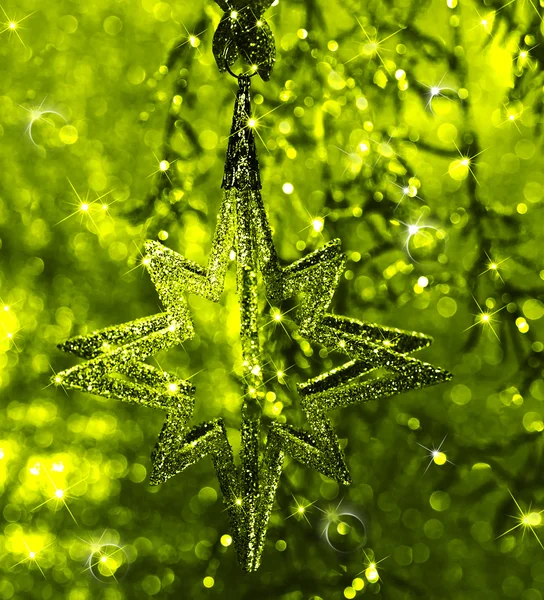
1, 0, 544, 598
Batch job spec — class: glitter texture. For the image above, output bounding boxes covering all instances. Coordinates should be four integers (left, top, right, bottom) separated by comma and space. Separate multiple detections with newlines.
54, 25, 451, 573
55, 78, 451, 571
212, 1, 276, 81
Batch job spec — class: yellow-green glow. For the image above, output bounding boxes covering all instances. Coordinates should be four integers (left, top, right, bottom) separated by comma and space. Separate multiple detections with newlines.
433, 451, 447, 465
312, 217, 324, 232
1, 0, 542, 593
522, 512, 542, 527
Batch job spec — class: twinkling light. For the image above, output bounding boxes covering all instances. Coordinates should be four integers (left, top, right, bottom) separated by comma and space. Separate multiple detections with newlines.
397, 216, 439, 262
469, 4, 497, 36
55, 180, 113, 229
390, 178, 423, 209
515, 45, 537, 70
369, 135, 401, 168
346, 18, 402, 73
11, 540, 54, 578
19, 96, 67, 147
419, 74, 455, 113
0, 6, 35, 46
123, 244, 154, 277
499, 104, 526, 132
478, 251, 509, 281
286, 495, 316, 525
222, 102, 281, 150
32, 466, 86, 525
79, 531, 129, 582
448, 142, 486, 184
149, 153, 178, 184
315, 499, 368, 553
497, 490, 544, 550
416, 434, 454, 474
357, 549, 388, 584
2, 320, 22, 351
464, 296, 505, 341
312, 217, 325, 233
46, 363, 69, 396
333, 144, 366, 176
175, 20, 207, 53
262, 302, 297, 338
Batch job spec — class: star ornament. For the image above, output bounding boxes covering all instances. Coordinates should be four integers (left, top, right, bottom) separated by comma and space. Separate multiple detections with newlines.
54, 78, 451, 572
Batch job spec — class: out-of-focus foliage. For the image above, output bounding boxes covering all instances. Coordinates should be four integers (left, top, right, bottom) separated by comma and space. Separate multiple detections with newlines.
0, 0, 543, 598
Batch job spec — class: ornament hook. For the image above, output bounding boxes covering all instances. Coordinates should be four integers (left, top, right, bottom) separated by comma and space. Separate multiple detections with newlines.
212, 2, 276, 81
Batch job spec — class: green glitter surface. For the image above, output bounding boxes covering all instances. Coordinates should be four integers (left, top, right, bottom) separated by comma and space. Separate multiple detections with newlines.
1, 0, 543, 598
55, 77, 450, 572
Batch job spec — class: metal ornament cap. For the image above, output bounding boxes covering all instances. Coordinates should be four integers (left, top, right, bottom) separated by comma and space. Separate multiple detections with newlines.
213, 1, 276, 81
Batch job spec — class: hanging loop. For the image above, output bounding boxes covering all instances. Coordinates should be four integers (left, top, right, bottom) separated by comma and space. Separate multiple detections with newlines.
212, 2, 276, 81
223, 40, 261, 79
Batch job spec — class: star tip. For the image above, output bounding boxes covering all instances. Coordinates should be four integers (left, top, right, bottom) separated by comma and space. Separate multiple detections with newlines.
148, 467, 165, 486
57, 341, 73, 353
443, 369, 454, 381
143, 239, 158, 251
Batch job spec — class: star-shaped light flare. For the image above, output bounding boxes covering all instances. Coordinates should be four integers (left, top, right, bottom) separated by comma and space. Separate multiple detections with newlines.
416, 434, 455, 474
0, 5, 35, 47
346, 17, 402, 74
497, 490, 544, 550
464, 295, 506, 341
478, 251, 509, 282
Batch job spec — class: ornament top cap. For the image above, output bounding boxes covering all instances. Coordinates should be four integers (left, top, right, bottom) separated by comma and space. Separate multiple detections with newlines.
212, 0, 276, 81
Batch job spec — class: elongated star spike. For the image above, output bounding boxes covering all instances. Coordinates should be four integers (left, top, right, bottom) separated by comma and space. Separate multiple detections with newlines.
54, 77, 451, 572
223, 76, 261, 189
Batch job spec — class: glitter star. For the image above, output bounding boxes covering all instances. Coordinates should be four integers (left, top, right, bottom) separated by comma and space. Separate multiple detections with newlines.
54, 76, 450, 573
